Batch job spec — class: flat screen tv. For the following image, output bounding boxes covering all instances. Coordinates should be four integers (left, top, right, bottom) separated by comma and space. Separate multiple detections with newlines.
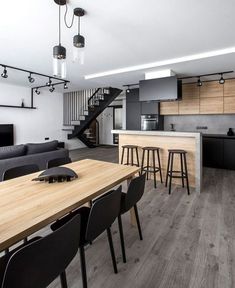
0, 124, 14, 147
139, 76, 182, 102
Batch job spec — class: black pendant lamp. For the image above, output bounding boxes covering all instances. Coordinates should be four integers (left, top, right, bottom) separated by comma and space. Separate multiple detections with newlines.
73, 8, 85, 63
53, 0, 67, 79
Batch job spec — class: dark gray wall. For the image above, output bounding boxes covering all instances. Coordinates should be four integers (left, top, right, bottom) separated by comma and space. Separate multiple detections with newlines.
164, 115, 235, 134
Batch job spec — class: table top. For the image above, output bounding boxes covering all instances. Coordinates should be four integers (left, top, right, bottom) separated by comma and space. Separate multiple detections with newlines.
0, 159, 139, 251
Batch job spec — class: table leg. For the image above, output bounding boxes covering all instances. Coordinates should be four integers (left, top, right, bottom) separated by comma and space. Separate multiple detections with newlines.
127, 176, 137, 227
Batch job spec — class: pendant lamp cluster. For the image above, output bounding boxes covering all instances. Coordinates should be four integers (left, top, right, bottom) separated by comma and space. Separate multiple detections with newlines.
53, 0, 86, 79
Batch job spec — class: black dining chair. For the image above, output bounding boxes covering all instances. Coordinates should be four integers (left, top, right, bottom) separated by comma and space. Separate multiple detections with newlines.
2, 164, 39, 181
118, 173, 146, 263
0, 215, 81, 288
51, 186, 122, 288
47, 157, 72, 169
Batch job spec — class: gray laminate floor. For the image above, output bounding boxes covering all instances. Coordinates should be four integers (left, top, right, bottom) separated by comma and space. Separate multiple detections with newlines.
46, 146, 234, 288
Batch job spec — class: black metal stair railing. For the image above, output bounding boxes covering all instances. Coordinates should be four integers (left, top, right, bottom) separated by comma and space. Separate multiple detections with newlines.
64, 87, 122, 147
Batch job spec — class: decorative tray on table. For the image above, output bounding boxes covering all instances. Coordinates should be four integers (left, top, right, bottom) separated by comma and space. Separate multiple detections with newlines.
32, 167, 78, 183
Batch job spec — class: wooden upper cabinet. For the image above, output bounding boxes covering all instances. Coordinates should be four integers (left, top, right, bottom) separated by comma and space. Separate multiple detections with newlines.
200, 81, 223, 98
179, 98, 199, 115
224, 96, 235, 114
224, 79, 235, 97
200, 97, 223, 114
160, 101, 179, 115
182, 83, 199, 99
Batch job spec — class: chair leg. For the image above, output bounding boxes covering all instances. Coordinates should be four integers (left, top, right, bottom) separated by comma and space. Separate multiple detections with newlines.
121, 147, 125, 164
127, 148, 130, 165
107, 227, 118, 274
131, 148, 134, 166
118, 215, 127, 263
183, 154, 190, 195
180, 153, 184, 188
134, 204, 143, 240
147, 150, 150, 180
135, 147, 140, 167
165, 152, 171, 187
157, 149, 163, 183
152, 150, 157, 189
141, 149, 145, 175
169, 153, 174, 195
79, 246, 88, 288
60, 271, 68, 288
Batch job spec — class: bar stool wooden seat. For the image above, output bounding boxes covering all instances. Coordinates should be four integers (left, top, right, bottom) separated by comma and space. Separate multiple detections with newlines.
121, 145, 140, 167
141, 146, 163, 188
165, 149, 190, 195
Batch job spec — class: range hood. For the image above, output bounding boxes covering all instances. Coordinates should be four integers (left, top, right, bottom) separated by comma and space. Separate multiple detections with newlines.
139, 76, 182, 102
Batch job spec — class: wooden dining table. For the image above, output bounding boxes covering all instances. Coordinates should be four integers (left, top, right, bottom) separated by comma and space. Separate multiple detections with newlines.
0, 159, 140, 252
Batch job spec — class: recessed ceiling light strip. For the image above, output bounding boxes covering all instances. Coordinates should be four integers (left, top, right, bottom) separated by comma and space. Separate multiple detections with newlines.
85, 47, 235, 80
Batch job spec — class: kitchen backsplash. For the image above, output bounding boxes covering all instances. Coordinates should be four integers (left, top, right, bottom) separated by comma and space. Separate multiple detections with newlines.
164, 115, 235, 134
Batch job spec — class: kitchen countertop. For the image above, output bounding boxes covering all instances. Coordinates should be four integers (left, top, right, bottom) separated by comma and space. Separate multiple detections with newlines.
203, 134, 235, 139
111, 130, 201, 139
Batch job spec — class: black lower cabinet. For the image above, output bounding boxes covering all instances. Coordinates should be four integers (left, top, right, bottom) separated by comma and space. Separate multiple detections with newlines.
203, 136, 235, 170
203, 137, 224, 168
224, 139, 235, 170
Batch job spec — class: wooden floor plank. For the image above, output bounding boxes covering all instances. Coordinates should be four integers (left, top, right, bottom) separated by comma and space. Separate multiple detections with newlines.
40, 147, 234, 288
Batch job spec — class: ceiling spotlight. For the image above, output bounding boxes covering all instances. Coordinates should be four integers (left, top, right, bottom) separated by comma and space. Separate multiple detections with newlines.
219, 73, 225, 84
64, 82, 68, 89
1, 66, 8, 78
49, 85, 55, 93
126, 86, 130, 93
35, 88, 40, 95
197, 77, 202, 87
46, 78, 52, 86
28, 73, 35, 83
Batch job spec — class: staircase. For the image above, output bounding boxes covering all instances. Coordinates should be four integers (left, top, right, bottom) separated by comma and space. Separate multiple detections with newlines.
68, 87, 122, 147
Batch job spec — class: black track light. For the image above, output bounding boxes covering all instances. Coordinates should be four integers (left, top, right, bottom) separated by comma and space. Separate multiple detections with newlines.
35, 88, 40, 95
28, 73, 35, 83
46, 78, 52, 87
219, 73, 225, 84
1, 66, 8, 78
197, 77, 202, 87
64, 82, 68, 89
126, 86, 130, 93
49, 85, 55, 93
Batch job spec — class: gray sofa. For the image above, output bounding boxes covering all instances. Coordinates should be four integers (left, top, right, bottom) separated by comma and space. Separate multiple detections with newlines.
0, 140, 69, 181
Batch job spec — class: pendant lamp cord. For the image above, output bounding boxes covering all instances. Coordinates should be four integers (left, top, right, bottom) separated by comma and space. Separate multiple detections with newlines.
59, 4, 61, 44
64, 3, 75, 28
78, 16, 80, 34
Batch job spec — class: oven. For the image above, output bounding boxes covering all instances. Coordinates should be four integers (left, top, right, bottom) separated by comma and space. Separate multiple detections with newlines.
141, 114, 159, 131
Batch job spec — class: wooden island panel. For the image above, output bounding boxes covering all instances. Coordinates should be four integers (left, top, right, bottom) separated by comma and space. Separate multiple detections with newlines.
119, 134, 197, 188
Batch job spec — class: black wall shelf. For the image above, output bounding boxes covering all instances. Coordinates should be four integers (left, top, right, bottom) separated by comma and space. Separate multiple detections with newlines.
0, 105, 36, 109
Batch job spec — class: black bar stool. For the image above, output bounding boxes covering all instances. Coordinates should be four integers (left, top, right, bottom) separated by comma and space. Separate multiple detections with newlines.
141, 147, 163, 188
165, 149, 190, 195
121, 145, 140, 167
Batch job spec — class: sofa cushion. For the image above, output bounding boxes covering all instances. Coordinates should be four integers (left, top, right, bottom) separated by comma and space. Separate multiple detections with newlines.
0, 145, 26, 160
26, 140, 58, 155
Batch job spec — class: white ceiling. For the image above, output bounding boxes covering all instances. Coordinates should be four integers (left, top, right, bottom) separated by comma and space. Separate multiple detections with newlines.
0, 0, 235, 91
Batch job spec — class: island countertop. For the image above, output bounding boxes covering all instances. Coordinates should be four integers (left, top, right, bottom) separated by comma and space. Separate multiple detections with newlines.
111, 130, 201, 139
112, 130, 202, 193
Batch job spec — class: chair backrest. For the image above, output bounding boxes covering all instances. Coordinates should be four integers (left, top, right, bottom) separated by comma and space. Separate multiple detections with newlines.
47, 157, 72, 169
1, 215, 80, 288
3, 164, 39, 181
85, 186, 122, 242
124, 173, 146, 211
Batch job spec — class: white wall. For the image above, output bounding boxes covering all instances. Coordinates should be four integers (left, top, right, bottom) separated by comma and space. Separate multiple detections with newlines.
0, 82, 84, 150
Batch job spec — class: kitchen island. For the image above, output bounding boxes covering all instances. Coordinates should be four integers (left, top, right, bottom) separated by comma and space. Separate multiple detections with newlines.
111, 130, 202, 193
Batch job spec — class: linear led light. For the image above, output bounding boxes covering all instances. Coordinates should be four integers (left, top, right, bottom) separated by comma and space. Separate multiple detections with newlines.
84, 47, 235, 80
